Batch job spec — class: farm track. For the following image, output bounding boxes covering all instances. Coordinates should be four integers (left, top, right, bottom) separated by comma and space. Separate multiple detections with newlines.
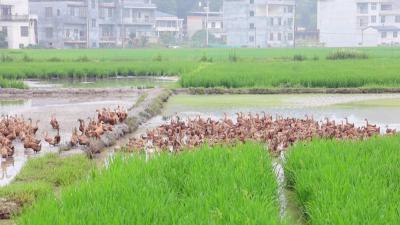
0, 87, 147, 99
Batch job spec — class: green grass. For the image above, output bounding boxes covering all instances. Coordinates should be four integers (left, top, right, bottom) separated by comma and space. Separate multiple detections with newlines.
18, 143, 285, 225
1, 47, 400, 89
0, 154, 94, 207
285, 136, 400, 225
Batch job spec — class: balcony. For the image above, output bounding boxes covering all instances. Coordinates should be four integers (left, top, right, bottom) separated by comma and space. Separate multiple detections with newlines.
0, 15, 29, 21
123, 18, 155, 25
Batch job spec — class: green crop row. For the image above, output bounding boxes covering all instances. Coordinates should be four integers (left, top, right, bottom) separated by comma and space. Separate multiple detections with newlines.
18, 143, 284, 225
285, 136, 400, 225
1, 47, 400, 89
180, 59, 400, 88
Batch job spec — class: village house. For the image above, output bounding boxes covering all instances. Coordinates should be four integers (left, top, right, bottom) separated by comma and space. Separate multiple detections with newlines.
223, 0, 295, 48
0, 0, 37, 49
155, 10, 183, 42
29, 0, 156, 48
318, 0, 400, 47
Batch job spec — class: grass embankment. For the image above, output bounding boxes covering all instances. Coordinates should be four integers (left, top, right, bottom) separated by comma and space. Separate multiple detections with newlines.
18, 143, 285, 225
285, 136, 400, 225
0, 154, 94, 214
1, 47, 400, 89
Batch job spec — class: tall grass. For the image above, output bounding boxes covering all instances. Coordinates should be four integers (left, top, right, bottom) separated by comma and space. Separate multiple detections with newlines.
285, 136, 400, 225
19, 143, 285, 225
0, 77, 26, 89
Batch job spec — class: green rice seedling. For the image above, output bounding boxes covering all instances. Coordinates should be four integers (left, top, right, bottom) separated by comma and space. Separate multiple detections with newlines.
285, 136, 400, 225
18, 143, 286, 225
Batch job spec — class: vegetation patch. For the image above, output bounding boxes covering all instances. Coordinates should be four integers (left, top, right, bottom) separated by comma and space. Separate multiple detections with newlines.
285, 136, 400, 225
326, 49, 369, 60
0, 154, 94, 218
18, 143, 284, 225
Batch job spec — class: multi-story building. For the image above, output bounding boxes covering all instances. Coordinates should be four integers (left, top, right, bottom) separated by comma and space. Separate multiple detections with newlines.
29, 0, 156, 48
0, 0, 37, 49
318, 0, 400, 47
186, 11, 224, 40
223, 0, 295, 48
155, 10, 183, 41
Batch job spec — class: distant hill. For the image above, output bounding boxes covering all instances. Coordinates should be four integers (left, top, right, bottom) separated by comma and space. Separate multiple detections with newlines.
153, 0, 316, 29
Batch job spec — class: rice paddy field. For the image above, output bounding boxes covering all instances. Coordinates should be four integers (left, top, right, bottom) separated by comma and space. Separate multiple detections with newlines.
285, 136, 400, 225
1, 47, 400, 225
18, 144, 284, 225
1, 47, 400, 89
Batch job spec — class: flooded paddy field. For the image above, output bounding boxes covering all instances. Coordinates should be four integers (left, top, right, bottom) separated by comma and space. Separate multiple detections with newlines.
137, 93, 400, 135
0, 93, 138, 187
25, 76, 178, 89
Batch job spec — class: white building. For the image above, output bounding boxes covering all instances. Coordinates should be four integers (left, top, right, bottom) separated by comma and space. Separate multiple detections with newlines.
0, 0, 37, 49
186, 11, 224, 40
223, 0, 295, 48
318, 0, 400, 47
155, 11, 183, 41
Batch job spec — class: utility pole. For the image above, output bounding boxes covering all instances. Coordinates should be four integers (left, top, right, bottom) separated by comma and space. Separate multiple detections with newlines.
293, 0, 296, 48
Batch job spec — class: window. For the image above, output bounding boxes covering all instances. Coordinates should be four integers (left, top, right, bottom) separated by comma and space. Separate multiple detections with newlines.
394, 32, 398, 38
69, 7, 75, 16
57, 9, 60, 16
288, 33, 293, 41
381, 16, 386, 23
250, 0, 254, 4
287, 6, 293, 13
211, 22, 216, 28
45, 27, 53, 38
91, 0, 95, 9
381, 32, 387, 38
123, 9, 130, 18
277, 18, 282, 26
79, 7, 86, 17
396, 16, 400, 23
249, 36, 254, 42
381, 4, 392, 11
249, 11, 254, 17
108, 8, 113, 17
92, 19, 96, 28
269, 33, 274, 41
287, 18, 293, 27
249, 23, 255, 29
269, 18, 274, 26
99, 8, 105, 18
277, 33, 282, 41
371, 16, 376, 23
45, 7, 53, 17
20, 26, 28, 37
357, 3, 368, 14
371, 3, 377, 10
2, 26, 7, 37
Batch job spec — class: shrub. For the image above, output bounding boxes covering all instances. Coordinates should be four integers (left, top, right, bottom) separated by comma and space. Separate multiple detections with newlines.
293, 54, 307, 61
327, 49, 369, 60
48, 57, 62, 62
22, 54, 33, 62
228, 51, 239, 62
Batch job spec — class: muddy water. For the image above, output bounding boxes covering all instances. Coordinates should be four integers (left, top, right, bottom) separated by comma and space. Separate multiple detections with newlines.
145, 94, 400, 132
25, 76, 178, 89
0, 94, 137, 186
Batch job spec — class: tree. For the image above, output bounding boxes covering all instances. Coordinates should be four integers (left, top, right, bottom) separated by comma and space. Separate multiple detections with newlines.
296, 0, 317, 29
190, 30, 222, 47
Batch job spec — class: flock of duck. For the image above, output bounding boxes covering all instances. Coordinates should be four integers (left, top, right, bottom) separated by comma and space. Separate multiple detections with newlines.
127, 113, 397, 153
0, 106, 128, 158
